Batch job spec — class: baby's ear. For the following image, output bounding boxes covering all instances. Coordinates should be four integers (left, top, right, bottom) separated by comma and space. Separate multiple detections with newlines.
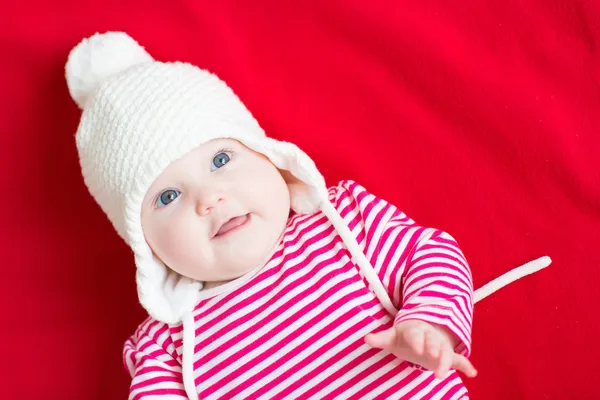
278, 168, 300, 185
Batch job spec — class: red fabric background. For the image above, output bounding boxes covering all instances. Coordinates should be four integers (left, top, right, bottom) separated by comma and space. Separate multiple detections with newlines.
1, 1, 599, 399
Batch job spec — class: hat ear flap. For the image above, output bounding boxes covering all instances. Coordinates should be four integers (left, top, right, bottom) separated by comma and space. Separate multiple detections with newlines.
278, 168, 322, 214
288, 182, 320, 214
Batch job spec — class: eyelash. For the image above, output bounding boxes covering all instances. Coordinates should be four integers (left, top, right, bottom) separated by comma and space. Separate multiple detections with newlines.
216, 148, 235, 157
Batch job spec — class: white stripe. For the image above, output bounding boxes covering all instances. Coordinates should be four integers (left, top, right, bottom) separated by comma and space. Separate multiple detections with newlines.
129, 376, 184, 400
396, 309, 470, 349
210, 281, 374, 398
429, 375, 467, 399
403, 261, 472, 292
403, 274, 471, 302
410, 253, 472, 289
193, 230, 348, 389
124, 346, 136, 377
283, 212, 328, 246
378, 227, 428, 306
402, 287, 472, 335
187, 221, 333, 349
333, 354, 398, 399
130, 354, 182, 375
421, 241, 469, 269
309, 349, 391, 399
364, 200, 395, 260
135, 338, 179, 365
257, 300, 389, 399
376, 368, 432, 400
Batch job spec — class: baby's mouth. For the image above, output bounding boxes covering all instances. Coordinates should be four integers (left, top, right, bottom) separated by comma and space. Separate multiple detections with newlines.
213, 214, 250, 238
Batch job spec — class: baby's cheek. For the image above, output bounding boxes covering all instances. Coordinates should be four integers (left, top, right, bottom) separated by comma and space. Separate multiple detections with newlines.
159, 225, 199, 263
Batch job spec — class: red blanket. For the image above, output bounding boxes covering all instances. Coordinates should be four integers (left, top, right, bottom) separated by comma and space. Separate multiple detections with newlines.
2, 1, 598, 399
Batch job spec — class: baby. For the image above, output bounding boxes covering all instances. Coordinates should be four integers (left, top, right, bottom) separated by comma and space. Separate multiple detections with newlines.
66, 32, 549, 400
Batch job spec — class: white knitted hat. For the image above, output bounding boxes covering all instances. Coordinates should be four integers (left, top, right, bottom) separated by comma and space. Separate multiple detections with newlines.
65, 32, 331, 325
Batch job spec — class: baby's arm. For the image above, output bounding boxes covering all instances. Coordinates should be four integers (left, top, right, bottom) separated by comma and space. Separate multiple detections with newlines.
329, 181, 474, 376
366, 228, 475, 378
123, 319, 188, 399
393, 228, 473, 357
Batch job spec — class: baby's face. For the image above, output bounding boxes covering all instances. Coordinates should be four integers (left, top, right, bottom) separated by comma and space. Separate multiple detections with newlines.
141, 139, 291, 284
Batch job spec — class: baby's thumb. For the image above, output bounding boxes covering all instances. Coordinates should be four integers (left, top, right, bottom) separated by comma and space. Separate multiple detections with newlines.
365, 328, 395, 350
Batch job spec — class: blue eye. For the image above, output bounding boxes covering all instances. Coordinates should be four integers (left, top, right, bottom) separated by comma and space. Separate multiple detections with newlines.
211, 152, 231, 171
156, 189, 180, 208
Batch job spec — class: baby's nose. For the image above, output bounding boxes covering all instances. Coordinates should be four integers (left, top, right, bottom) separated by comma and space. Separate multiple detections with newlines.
196, 191, 224, 216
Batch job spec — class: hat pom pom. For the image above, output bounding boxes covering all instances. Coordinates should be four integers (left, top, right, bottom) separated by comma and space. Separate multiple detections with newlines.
65, 31, 154, 109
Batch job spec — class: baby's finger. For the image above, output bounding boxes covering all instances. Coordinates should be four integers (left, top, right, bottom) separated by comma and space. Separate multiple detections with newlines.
365, 328, 396, 351
401, 326, 425, 356
424, 330, 440, 359
451, 353, 478, 378
434, 342, 453, 379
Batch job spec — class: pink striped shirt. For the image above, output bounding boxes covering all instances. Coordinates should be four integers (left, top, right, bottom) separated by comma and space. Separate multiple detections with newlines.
124, 180, 474, 399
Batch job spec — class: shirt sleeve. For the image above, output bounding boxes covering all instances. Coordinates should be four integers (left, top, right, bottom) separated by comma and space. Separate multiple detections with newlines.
329, 180, 474, 356
123, 317, 188, 399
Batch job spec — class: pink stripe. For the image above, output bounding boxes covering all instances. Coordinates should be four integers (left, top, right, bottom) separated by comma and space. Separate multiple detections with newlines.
395, 306, 470, 337
137, 340, 153, 354
131, 388, 187, 400
190, 236, 342, 354
361, 194, 382, 232
124, 343, 137, 371
147, 324, 171, 347
326, 353, 398, 399
222, 299, 386, 399
194, 267, 355, 391
245, 305, 388, 399
434, 235, 467, 249
137, 316, 155, 337
383, 226, 427, 302
199, 274, 362, 395
171, 217, 334, 343
134, 351, 180, 368
138, 319, 161, 340
299, 347, 389, 399
136, 366, 181, 377
346, 207, 363, 233
352, 183, 368, 204
440, 380, 466, 399
150, 324, 170, 347
354, 366, 423, 400
130, 375, 182, 392
283, 216, 330, 249
193, 247, 352, 375
418, 242, 469, 267
401, 295, 472, 337
268, 309, 390, 399
393, 372, 437, 399
170, 214, 329, 336
335, 186, 356, 210
402, 272, 472, 308
395, 310, 470, 348
364, 201, 392, 256
410, 250, 471, 282
403, 278, 472, 303
403, 260, 472, 292
373, 220, 403, 300
410, 246, 469, 270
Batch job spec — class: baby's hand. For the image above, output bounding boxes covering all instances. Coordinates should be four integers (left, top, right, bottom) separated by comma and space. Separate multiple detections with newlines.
365, 320, 477, 379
